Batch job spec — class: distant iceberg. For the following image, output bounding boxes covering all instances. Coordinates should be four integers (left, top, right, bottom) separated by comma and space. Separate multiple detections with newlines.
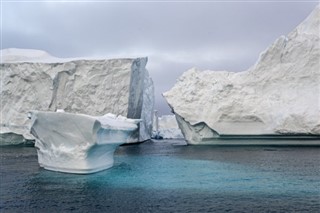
164, 6, 320, 145
152, 114, 183, 139
29, 111, 140, 174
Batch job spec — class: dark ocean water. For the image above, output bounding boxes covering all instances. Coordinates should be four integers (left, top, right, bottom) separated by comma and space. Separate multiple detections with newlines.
0, 140, 319, 213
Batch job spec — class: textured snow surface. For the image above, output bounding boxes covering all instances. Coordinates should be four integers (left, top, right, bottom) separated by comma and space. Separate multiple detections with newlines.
164, 6, 320, 144
1, 53, 154, 144
29, 111, 140, 174
152, 115, 183, 139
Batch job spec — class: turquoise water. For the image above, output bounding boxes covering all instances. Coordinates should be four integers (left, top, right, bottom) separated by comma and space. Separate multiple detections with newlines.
1, 140, 319, 212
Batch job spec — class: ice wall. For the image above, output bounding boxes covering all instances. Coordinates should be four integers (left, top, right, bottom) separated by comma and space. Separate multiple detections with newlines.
164, 6, 320, 144
0, 49, 154, 144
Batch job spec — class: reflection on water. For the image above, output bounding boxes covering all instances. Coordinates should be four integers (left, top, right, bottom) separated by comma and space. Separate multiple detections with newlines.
1, 140, 320, 212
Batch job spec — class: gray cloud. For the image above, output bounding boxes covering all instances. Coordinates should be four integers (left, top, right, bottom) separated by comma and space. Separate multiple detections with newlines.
2, 1, 318, 114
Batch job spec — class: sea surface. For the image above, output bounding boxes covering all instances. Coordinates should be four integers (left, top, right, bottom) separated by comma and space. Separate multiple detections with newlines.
0, 140, 319, 212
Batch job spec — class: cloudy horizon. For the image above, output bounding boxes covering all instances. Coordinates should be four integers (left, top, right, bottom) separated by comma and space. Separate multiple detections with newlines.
1, 1, 318, 115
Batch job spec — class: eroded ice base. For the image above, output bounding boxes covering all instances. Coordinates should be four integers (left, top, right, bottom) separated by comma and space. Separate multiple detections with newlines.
29, 111, 140, 174
175, 114, 320, 145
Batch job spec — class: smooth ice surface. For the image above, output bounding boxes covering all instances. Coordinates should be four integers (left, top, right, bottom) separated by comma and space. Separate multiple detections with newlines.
1, 52, 154, 144
1, 140, 319, 212
163, 6, 320, 144
152, 115, 183, 139
29, 111, 140, 174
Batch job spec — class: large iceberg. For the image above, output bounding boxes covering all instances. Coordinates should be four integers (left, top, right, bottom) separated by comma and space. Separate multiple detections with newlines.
0, 49, 154, 145
152, 114, 183, 139
164, 6, 320, 145
29, 111, 140, 174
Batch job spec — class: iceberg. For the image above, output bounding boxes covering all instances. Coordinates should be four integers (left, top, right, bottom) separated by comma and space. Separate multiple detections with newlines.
0, 49, 154, 145
152, 115, 183, 139
163, 6, 320, 145
29, 111, 140, 174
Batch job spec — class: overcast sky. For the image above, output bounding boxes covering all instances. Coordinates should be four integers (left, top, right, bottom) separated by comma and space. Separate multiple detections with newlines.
1, 1, 318, 115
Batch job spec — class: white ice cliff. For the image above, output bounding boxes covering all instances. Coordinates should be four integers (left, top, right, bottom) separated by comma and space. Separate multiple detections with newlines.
0, 49, 154, 145
152, 115, 183, 139
29, 111, 140, 174
163, 6, 320, 145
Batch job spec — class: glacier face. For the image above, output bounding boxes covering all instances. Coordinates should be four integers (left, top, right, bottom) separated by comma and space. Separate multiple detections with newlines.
0, 50, 154, 144
163, 6, 320, 145
152, 115, 183, 139
29, 111, 140, 174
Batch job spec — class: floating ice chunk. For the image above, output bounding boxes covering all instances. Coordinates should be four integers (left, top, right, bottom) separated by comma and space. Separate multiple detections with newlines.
29, 111, 140, 174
